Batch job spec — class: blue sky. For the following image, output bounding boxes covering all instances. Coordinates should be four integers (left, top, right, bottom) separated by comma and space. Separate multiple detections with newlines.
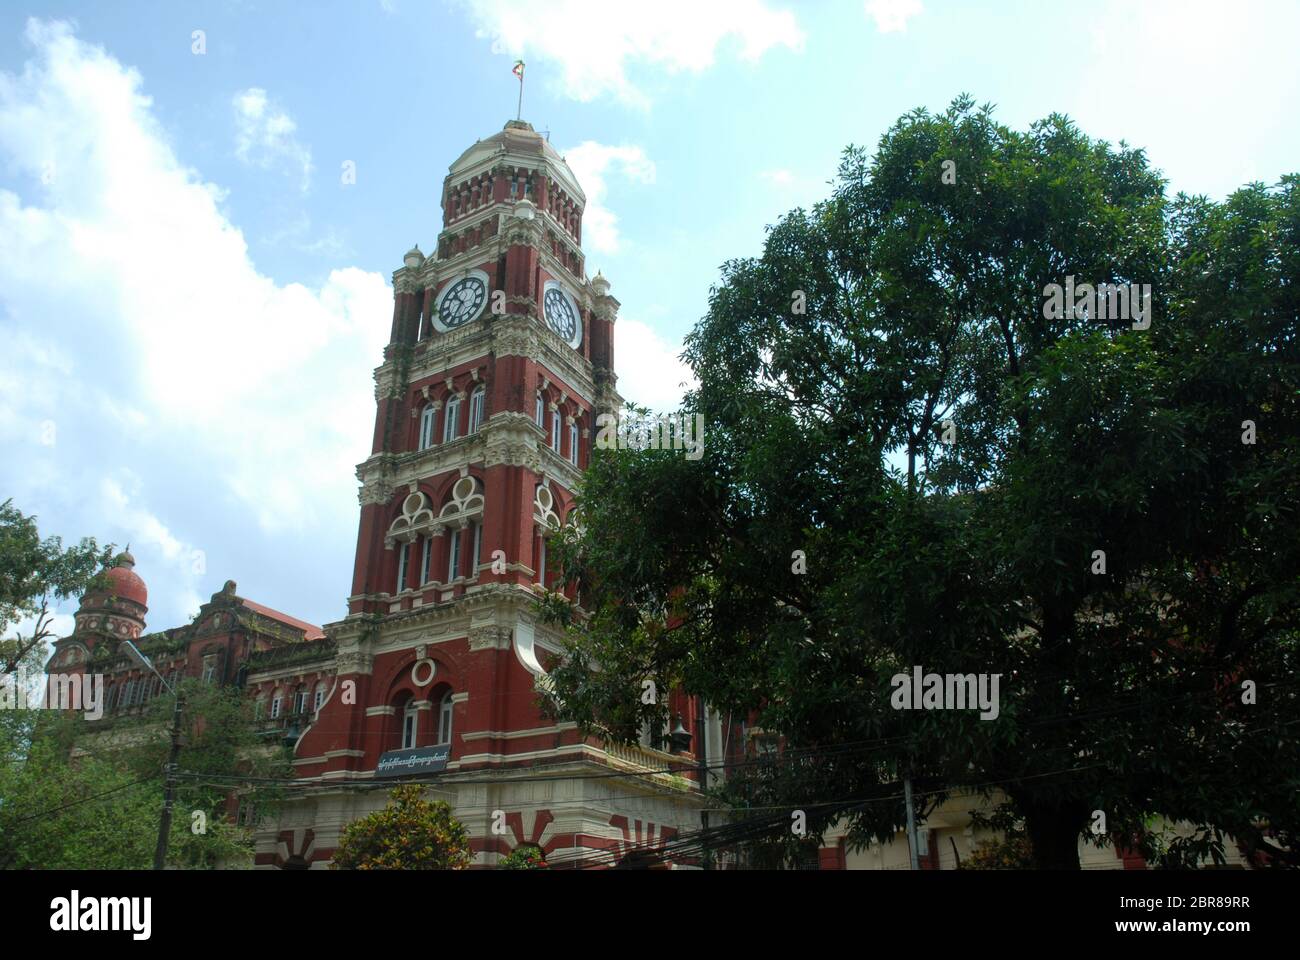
2, 0, 1298, 638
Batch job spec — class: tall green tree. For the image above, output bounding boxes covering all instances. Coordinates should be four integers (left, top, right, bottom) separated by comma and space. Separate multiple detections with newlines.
541, 97, 1299, 868
0, 499, 114, 676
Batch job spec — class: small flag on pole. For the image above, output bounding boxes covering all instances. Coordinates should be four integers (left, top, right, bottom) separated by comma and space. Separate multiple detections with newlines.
513, 60, 525, 120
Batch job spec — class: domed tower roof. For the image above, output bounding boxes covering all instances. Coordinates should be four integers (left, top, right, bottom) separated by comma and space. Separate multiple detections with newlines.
71, 550, 148, 645
448, 120, 585, 203
102, 551, 148, 608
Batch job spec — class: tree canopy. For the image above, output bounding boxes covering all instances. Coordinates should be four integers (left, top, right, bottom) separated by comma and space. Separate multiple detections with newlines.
0, 678, 291, 869
0, 499, 114, 677
541, 96, 1300, 869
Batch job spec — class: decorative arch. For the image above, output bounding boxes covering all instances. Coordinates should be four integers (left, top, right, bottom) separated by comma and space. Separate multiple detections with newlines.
438, 474, 485, 524
374, 646, 464, 706
533, 481, 561, 531
384, 490, 435, 547
384, 477, 486, 550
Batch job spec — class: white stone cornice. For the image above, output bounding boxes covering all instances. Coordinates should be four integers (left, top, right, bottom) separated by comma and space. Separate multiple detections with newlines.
458, 722, 579, 741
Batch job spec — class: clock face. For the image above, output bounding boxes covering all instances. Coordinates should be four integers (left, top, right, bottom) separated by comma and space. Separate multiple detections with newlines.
434, 271, 489, 332
543, 281, 582, 348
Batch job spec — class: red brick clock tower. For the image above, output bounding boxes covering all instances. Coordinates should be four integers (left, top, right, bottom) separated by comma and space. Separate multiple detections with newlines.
347, 117, 618, 615
258, 120, 717, 869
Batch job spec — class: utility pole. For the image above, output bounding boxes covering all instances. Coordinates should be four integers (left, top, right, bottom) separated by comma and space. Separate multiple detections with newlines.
153, 691, 184, 870
698, 697, 712, 870
904, 774, 920, 871
123, 640, 183, 871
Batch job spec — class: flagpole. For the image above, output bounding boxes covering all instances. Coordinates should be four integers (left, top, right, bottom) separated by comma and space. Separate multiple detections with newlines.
511, 60, 526, 121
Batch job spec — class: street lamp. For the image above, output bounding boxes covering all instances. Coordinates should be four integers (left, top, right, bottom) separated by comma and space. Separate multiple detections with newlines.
123, 640, 184, 871
667, 714, 693, 754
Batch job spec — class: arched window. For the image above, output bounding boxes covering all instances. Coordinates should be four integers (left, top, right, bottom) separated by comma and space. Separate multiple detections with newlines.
471, 522, 483, 576
313, 681, 328, 713
438, 690, 454, 745
294, 685, 308, 715
121, 677, 136, 710
420, 536, 432, 584
395, 542, 409, 594
569, 420, 579, 465
535, 392, 544, 427
402, 700, 419, 750
271, 689, 283, 719
468, 386, 486, 433
104, 684, 117, 713
254, 695, 267, 720
551, 409, 561, 452
448, 528, 462, 581
419, 404, 437, 450
444, 394, 462, 443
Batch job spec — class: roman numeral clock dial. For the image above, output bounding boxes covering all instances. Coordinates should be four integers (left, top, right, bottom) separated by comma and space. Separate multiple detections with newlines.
543, 280, 583, 349
433, 269, 490, 333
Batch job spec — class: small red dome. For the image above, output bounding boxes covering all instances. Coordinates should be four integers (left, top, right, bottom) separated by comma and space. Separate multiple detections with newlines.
103, 554, 148, 608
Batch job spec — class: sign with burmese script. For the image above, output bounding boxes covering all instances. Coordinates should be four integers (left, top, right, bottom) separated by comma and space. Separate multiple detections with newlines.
375, 745, 450, 778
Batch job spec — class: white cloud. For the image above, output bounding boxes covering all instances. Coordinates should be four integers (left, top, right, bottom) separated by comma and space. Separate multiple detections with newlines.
232, 86, 314, 192
760, 168, 794, 186
98, 474, 206, 620
0, 21, 390, 551
864, 0, 923, 33
1071, 0, 1300, 199
461, 0, 804, 106
614, 318, 696, 412
560, 142, 655, 255
262, 213, 353, 258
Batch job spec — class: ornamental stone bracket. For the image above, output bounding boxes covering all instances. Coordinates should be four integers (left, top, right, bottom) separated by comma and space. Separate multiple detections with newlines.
514, 620, 545, 678
512, 612, 561, 694
481, 416, 547, 472
503, 218, 544, 248
334, 648, 375, 676
490, 322, 540, 361
358, 477, 395, 508
467, 624, 512, 651
374, 365, 403, 402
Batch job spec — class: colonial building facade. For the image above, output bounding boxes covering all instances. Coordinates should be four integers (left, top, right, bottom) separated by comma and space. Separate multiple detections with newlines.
49, 119, 729, 869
